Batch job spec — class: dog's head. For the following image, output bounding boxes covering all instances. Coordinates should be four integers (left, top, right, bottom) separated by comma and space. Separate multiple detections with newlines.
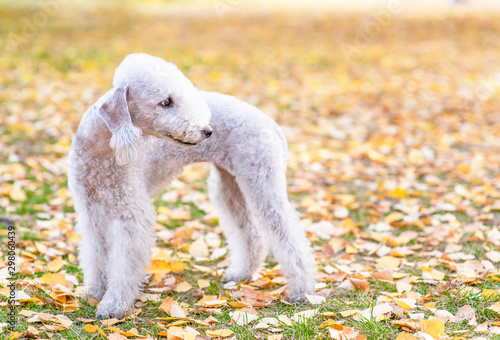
97, 53, 212, 164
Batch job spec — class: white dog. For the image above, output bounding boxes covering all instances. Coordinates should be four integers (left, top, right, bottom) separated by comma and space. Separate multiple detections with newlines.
69, 53, 316, 319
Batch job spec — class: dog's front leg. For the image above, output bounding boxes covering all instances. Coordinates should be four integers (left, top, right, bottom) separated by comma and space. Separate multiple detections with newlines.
96, 215, 155, 319
77, 209, 108, 301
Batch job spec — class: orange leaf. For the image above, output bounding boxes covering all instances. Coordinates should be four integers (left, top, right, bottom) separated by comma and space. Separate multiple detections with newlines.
348, 278, 368, 291
371, 270, 393, 281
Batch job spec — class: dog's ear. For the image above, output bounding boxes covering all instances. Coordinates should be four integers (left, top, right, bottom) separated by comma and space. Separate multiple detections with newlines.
98, 86, 142, 165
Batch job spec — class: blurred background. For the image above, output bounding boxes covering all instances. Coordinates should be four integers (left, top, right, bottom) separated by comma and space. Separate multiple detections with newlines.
1, 0, 500, 195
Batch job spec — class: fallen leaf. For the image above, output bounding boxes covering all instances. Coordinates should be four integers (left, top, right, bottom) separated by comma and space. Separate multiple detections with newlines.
231, 311, 259, 325
84, 324, 106, 337
292, 309, 317, 322
395, 332, 417, 340
305, 294, 326, 305
206, 329, 234, 337
348, 278, 369, 291
421, 317, 445, 338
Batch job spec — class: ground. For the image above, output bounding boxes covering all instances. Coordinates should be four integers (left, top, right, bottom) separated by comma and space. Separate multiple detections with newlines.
1, 1, 500, 339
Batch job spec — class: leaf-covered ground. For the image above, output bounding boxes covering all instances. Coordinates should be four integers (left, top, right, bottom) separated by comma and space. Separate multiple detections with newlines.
1, 2, 500, 339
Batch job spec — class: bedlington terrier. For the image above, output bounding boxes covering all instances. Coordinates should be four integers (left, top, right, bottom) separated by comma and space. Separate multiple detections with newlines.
69, 53, 316, 319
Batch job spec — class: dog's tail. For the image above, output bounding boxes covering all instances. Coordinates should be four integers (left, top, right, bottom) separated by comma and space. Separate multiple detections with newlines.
272, 122, 289, 164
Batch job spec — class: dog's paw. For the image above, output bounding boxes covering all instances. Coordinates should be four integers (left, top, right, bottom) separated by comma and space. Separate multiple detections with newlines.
285, 279, 316, 304
222, 270, 252, 284
284, 291, 308, 304
95, 296, 128, 320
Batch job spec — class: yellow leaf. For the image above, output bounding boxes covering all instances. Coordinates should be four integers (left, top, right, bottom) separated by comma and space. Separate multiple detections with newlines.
159, 297, 187, 318
206, 329, 234, 337
157, 206, 171, 217
37, 273, 67, 287
19, 310, 36, 317
195, 295, 218, 306
481, 289, 499, 299
197, 279, 210, 289
26, 326, 39, 336
424, 302, 436, 311
203, 299, 227, 307
175, 281, 192, 292
9, 187, 26, 201
396, 300, 413, 310
159, 297, 175, 315
47, 258, 64, 272
342, 218, 358, 231
420, 266, 445, 280
84, 324, 106, 337
228, 301, 251, 308
340, 309, 361, 317
376, 256, 401, 269
421, 317, 445, 338
488, 301, 500, 313
384, 212, 404, 224
8, 332, 23, 339
170, 261, 187, 273
345, 244, 358, 254
182, 332, 196, 340
101, 318, 120, 326
148, 259, 172, 274
395, 331, 417, 340
388, 188, 408, 199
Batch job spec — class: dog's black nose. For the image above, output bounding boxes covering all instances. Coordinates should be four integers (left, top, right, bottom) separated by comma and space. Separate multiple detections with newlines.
203, 127, 213, 138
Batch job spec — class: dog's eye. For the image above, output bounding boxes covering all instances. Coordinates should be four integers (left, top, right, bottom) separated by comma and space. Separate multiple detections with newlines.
160, 98, 172, 107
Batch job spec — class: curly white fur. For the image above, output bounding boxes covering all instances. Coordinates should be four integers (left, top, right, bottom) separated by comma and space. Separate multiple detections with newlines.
69, 53, 316, 319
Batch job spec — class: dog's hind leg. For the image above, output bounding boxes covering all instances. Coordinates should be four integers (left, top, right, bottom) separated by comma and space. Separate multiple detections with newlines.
96, 202, 156, 319
236, 170, 316, 302
208, 165, 268, 283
